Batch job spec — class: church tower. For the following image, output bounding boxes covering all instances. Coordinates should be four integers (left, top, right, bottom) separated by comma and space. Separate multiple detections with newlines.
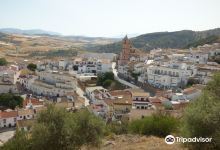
118, 35, 132, 65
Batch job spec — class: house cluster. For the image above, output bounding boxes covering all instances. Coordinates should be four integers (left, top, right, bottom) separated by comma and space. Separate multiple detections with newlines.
37, 56, 113, 75
0, 93, 85, 130
20, 70, 77, 98
1, 35, 219, 132
0, 96, 43, 129
117, 36, 220, 89
85, 84, 203, 121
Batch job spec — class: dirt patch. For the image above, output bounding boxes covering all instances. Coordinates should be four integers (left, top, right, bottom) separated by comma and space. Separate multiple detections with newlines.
82, 134, 187, 150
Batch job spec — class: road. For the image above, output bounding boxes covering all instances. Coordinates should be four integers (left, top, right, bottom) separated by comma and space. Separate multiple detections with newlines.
112, 62, 140, 89
75, 62, 139, 106
0, 130, 15, 146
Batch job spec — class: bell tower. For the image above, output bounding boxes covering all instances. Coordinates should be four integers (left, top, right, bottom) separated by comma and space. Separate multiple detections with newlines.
119, 35, 132, 65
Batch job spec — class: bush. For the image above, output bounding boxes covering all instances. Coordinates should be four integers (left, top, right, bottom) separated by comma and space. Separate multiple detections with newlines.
2, 105, 105, 150
103, 79, 113, 88
129, 113, 179, 137
27, 63, 37, 71
181, 73, 220, 150
187, 78, 199, 86
0, 93, 23, 109
106, 121, 128, 135
96, 72, 114, 88
0, 58, 8, 66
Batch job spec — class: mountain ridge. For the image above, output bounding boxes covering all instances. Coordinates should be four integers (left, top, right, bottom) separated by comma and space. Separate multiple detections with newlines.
0, 28, 61, 36
86, 28, 220, 53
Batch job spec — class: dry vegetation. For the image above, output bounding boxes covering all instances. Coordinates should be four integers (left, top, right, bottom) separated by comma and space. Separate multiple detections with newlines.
0, 33, 117, 58
83, 134, 187, 150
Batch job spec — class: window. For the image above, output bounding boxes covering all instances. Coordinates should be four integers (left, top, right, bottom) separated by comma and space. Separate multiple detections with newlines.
3, 119, 6, 124
14, 118, 16, 122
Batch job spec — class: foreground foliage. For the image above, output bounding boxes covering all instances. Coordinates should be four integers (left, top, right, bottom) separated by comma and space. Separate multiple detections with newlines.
2, 106, 105, 150
181, 73, 220, 150
128, 113, 179, 137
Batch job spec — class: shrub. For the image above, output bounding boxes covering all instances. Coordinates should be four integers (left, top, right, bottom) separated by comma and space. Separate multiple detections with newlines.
103, 79, 113, 88
27, 63, 37, 71
0, 93, 23, 109
129, 113, 179, 137
0, 58, 8, 66
2, 105, 105, 150
106, 121, 128, 135
181, 73, 220, 150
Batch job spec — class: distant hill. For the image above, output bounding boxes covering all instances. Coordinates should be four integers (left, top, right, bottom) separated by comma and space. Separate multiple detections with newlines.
0, 31, 119, 55
0, 28, 61, 36
86, 28, 220, 53
63, 35, 119, 44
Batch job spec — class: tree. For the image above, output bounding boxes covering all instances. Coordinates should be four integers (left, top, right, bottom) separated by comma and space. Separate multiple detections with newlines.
129, 112, 179, 137
0, 58, 8, 66
181, 73, 220, 150
96, 72, 114, 88
0, 93, 23, 109
2, 105, 105, 150
187, 77, 200, 86
103, 79, 113, 88
27, 63, 37, 71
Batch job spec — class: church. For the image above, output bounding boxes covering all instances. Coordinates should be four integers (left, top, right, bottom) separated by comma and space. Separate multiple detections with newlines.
118, 35, 142, 65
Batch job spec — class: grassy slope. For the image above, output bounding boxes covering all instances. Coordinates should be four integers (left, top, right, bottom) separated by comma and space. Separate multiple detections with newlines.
87, 28, 220, 53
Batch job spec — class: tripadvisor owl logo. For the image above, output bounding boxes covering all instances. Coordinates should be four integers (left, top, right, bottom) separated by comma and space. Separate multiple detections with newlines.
165, 135, 175, 144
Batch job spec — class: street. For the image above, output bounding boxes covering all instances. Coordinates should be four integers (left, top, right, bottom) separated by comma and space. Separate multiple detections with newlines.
112, 62, 140, 89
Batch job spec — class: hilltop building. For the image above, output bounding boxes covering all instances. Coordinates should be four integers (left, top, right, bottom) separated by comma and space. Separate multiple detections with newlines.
118, 35, 142, 65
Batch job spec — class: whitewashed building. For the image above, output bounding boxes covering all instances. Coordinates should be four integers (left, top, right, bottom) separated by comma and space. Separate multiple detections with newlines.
0, 110, 18, 128
147, 63, 197, 88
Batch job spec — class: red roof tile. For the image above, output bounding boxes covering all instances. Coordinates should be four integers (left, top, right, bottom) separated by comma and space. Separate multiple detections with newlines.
0, 111, 18, 118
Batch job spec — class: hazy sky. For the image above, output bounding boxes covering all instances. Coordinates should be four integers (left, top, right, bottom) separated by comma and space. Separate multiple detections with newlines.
0, 0, 220, 37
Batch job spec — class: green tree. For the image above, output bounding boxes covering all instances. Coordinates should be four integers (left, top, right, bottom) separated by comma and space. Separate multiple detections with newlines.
187, 77, 200, 86
103, 79, 113, 88
129, 113, 179, 137
0, 58, 8, 66
27, 63, 37, 71
96, 72, 114, 88
181, 73, 220, 150
0, 93, 23, 109
2, 105, 105, 150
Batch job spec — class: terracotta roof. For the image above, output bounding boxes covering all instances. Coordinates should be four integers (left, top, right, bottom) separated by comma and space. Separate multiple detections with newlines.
129, 89, 150, 97
183, 87, 199, 95
149, 97, 161, 103
23, 98, 43, 107
109, 90, 132, 105
0, 111, 18, 118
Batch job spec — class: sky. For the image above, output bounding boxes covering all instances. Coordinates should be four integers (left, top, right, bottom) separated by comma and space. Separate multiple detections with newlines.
0, 0, 220, 37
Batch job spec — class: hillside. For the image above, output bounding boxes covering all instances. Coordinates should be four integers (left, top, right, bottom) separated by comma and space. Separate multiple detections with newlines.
0, 32, 118, 57
86, 28, 220, 53
82, 134, 186, 150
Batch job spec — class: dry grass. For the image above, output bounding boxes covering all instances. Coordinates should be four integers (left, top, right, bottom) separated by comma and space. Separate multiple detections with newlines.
82, 134, 187, 150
